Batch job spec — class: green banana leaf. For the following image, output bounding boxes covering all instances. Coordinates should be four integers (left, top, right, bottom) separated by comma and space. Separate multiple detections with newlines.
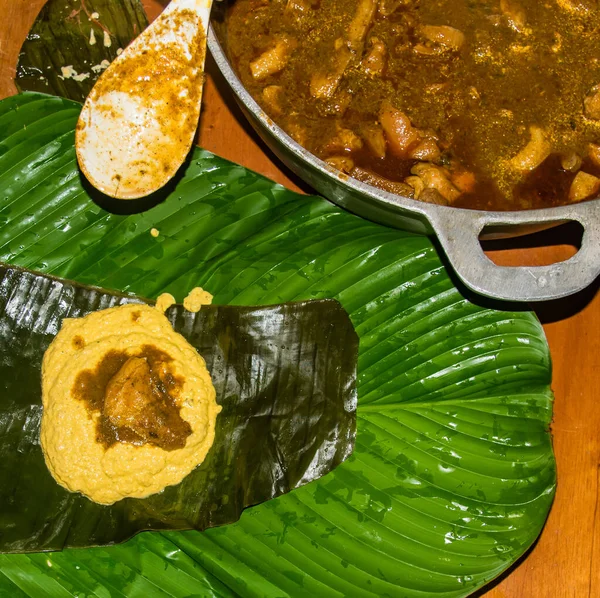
16, 0, 147, 102
0, 263, 357, 553
0, 91, 555, 597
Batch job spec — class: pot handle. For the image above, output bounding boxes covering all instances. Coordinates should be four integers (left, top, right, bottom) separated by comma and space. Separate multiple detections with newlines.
427, 203, 600, 302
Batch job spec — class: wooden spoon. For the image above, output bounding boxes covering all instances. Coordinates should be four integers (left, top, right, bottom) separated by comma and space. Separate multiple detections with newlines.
76, 0, 211, 199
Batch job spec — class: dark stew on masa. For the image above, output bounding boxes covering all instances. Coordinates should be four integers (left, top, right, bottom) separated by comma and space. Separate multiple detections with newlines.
223, 0, 600, 210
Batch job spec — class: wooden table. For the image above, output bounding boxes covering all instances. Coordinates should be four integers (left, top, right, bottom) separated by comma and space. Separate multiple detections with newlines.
1, 2, 599, 596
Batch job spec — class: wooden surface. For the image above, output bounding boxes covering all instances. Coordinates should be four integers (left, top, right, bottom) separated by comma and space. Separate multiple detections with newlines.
1, 2, 599, 596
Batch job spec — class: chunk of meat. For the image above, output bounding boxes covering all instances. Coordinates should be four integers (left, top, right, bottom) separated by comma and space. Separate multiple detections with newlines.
359, 123, 387, 158
362, 37, 387, 76
509, 125, 552, 171
412, 44, 440, 56
326, 155, 355, 173
283, 0, 317, 29
560, 151, 582, 172
450, 168, 477, 193
379, 101, 441, 161
351, 166, 415, 196
408, 162, 461, 203
556, 0, 597, 13
584, 84, 600, 120
103, 357, 192, 450
405, 175, 449, 204
262, 85, 285, 115
410, 138, 441, 161
420, 188, 450, 205
310, 0, 377, 98
500, 0, 527, 32
404, 175, 424, 198
569, 171, 600, 202
379, 101, 420, 156
250, 36, 297, 80
419, 25, 465, 52
588, 143, 600, 167
348, 0, 378, 46
414, 24, 465, 56
310, 42, 353, 99
321, 127, 363, 153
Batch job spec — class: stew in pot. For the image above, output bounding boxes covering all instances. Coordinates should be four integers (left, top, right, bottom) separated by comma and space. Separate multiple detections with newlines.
223, 0, 600, 210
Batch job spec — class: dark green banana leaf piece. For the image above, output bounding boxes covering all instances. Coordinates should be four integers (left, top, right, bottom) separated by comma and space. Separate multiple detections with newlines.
0, 90, 555, 597
0, 263, 357, 553
16, 0, 147, 102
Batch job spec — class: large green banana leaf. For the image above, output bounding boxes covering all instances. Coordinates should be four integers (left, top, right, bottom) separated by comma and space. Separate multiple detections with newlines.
0, 92, 555, 597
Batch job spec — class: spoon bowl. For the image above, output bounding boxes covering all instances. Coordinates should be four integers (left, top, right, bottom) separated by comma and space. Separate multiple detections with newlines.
76, 0, 212, 199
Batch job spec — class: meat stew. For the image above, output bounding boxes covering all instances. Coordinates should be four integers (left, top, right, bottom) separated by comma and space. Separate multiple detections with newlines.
222, 0, 600, 211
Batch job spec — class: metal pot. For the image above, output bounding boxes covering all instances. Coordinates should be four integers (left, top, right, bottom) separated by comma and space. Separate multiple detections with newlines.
207, 26, 600, 302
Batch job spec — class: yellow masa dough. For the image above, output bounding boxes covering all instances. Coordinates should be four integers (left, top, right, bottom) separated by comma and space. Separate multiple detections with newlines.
183, 287, 213, 313
40, 303, 221, 505
155, 292, 176, 313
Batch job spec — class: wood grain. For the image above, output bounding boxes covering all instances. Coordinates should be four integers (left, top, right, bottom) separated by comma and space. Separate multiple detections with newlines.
1, 2, 599, 597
